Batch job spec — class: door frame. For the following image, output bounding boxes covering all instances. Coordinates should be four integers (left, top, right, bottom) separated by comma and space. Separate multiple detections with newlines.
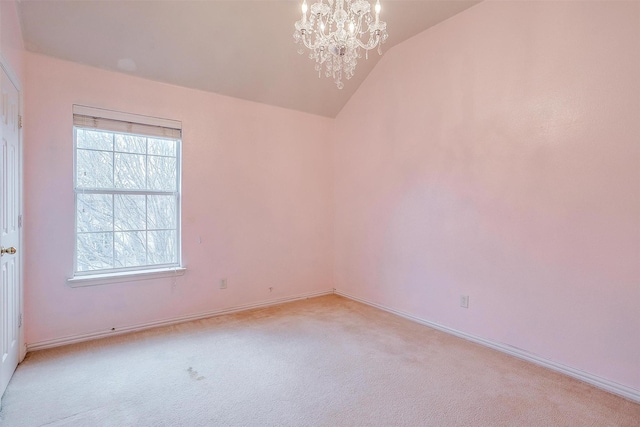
0, 51, 25, 363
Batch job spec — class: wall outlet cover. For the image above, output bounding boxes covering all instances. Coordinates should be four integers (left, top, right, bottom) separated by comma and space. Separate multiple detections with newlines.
460, 295, 469, 308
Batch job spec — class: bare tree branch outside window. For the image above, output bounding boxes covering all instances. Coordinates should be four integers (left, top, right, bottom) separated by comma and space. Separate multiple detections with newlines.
75, 128, 180, 273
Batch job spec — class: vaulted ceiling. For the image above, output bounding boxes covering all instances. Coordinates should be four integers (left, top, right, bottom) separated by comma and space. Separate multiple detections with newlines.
17, 0, 480, 117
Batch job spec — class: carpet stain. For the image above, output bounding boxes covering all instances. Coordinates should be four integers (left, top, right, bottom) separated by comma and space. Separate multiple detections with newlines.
3, 295, 639, 426
187, 366, 205, 381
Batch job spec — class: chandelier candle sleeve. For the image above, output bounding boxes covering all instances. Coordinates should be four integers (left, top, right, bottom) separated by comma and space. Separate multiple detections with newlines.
293, 0, 388, 89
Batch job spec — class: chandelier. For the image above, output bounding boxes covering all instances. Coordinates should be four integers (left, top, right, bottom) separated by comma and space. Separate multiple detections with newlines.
293, 0, 388, 89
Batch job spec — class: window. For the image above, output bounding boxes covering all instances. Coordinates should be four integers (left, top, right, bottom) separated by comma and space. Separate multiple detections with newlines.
72, 106, 182, 279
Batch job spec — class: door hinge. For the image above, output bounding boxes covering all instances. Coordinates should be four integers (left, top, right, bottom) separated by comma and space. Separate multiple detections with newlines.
18, 115, 22, 129
18, 214, 23, 228
18, 314, 22, 328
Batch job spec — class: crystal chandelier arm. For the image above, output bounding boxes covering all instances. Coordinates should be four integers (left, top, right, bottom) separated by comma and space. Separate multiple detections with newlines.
300, 20, 324, 51
301, 32, 314, 50
295, 21, 316, 51
354, 32, 380, 50
350, 14, 363, 38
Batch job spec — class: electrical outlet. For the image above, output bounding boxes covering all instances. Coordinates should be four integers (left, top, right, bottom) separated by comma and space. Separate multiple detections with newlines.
220, 278, 227, 289
460, 295, 469, 308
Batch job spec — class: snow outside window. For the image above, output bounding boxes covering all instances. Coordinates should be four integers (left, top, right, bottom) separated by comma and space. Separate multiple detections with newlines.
72, 106, 182, 276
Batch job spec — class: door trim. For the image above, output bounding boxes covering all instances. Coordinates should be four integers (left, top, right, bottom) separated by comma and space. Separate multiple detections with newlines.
0, 51, 25, 363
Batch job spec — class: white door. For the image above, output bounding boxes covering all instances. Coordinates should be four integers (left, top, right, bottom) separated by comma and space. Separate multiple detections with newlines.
0, 65, 21, 399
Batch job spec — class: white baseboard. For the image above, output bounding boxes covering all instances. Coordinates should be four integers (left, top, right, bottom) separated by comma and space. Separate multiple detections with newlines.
334, 289, 640, 403
26, 289, 333, 352
26, 287, 639, 403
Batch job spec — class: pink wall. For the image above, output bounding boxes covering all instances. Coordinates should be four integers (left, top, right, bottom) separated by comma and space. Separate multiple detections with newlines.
24, 52, 333, 344
333, 1, 640, 391
0, 0, 25, 80
17, 0, 640, 395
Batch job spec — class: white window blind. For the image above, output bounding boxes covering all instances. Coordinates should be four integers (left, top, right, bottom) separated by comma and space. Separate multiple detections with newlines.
72, 105, 182, 140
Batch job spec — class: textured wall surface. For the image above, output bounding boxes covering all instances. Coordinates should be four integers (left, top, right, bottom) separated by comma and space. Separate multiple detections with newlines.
24, 53, 333, 344
333, 1, 639, 390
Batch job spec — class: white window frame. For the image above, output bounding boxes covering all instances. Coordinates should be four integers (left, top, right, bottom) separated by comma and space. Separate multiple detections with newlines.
68, 105, 185, 287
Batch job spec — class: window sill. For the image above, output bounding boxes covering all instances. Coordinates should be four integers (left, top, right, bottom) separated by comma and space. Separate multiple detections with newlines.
67, 267, 186, 288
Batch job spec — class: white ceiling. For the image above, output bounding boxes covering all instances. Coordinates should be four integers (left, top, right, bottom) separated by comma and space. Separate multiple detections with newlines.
17, 0, 480, 117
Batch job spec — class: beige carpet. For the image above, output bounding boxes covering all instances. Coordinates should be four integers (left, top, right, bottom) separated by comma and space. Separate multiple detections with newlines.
1, 295, 638, 426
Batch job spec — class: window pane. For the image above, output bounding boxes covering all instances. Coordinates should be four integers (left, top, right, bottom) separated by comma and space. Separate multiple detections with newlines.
148, 156, 176, 191
148, 138, 176, 157
75, 119, 180, 274
115, 153, 146, 189
114, 194, 146, 231
115, 134, 146, 154
148, 230, 177, 265
77, 232, 113, 271
147, 195, 176, 230
77, 149, 114, 189
77, 194, 113, 232
115, 231, 147, 268
77, 129, 113, 151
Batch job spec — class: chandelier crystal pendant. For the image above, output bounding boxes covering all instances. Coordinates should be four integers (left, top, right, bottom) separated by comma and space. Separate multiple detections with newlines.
293, 0, 388, 89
